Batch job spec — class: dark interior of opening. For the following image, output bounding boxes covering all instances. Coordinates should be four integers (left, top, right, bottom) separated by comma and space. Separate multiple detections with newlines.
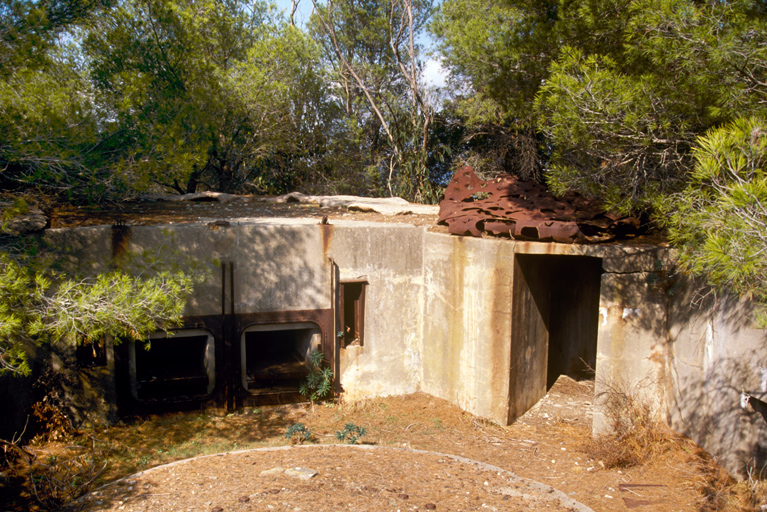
134, 335, 210, 401
515, 254, 602, 390
546, 256, 602, 387
243, 328, 314, 392
341, 282, 365, 346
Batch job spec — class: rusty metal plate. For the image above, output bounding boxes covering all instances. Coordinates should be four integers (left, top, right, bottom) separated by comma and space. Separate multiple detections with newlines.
437, 166, 638, 243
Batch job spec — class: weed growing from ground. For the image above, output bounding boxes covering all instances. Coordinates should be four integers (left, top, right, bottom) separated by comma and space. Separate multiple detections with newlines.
300, 351, 333, 403
335, 423, 366, 444
285, 423, 313, 444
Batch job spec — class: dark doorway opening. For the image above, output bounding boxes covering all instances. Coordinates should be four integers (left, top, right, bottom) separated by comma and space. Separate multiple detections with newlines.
240, 323, 322, 394
340, 281, 366, 347
508, 254, 602, 422
130, 330, 215, 402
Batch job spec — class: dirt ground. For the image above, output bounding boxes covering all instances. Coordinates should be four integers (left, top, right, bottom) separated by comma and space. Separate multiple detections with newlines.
11, 376, 730, 512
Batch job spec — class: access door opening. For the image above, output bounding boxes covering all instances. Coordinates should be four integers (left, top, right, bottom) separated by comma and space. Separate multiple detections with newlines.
130, 329, 215, 402
241, 323, 322, 394
508, 254, 602, 422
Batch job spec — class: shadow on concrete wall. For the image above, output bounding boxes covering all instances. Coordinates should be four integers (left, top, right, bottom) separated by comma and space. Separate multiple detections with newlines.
132, 223, 331, 315
673, 347, 767, 477
2, 223, 334, 440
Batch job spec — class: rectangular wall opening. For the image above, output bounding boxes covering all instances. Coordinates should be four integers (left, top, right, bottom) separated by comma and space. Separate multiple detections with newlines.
241, 322, 322, 394
509, 254, 602, 422
546, 256, 602, 388
340, 281, 366, 347
130, 330, 215, 402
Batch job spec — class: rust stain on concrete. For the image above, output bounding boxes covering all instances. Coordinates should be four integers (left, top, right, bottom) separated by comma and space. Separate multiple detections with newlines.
320, 222, 334, 257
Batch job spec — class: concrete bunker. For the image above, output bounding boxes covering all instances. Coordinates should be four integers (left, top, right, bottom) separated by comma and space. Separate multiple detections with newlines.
240, 322, 322, 394
509, 254, 602, 421
129, 329, 216, 403
26, 210, 767, 478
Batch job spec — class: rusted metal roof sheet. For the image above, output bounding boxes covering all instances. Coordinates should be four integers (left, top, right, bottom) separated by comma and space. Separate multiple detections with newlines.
437, 166, 639, 243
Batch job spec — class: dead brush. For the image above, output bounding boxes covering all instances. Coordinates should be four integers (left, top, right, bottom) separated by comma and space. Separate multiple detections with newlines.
587, 382, 679, 468
692, 457, 767, 512
586, 381, 767, 511
28, 445, 108, 511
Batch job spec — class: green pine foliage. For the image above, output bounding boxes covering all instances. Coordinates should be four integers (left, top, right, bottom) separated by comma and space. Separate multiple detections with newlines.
433, 0, 767, 212
665, 117, 767, 320
0, 247, 206, 376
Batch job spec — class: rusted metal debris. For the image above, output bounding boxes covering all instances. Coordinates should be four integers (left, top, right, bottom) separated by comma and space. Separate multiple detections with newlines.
437, 166, 640, 243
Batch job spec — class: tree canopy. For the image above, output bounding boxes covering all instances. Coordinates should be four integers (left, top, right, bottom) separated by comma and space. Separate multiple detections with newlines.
434, 0, 767, 211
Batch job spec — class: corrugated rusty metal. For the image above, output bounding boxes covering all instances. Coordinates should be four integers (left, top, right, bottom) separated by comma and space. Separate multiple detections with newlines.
437, 166, 639, 243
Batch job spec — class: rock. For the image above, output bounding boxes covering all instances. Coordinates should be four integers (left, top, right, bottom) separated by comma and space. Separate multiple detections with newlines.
259, 467, 286, 477
3, 211, 47, 235
165, 191, 240, 203
238, 496, 250, 503
269, 192, 440, 215
424, 503, 437, 510
284, 467, 318, 480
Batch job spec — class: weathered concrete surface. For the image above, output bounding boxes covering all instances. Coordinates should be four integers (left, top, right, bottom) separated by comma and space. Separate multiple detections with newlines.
34, 217, 767, 478
330, 223, 425, 400
666, 282, 767, 477
421, 234, 515, 424
45, 220, 333, 316
593, 272, 670, 435
592, 251, 767, 478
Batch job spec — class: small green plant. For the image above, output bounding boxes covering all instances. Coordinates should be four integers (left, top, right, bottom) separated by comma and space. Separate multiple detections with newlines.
300, 351, 333, 402
335, 423, 367, 444
285, 423, 313, 444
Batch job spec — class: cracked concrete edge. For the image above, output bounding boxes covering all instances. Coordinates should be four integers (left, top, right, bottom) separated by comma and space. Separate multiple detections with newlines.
76, 444, 595, 512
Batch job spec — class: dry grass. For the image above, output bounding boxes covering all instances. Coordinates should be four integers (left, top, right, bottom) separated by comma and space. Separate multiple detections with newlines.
5, 387, 767, 512
587, 382, 680, 468
588, 381, 767, 511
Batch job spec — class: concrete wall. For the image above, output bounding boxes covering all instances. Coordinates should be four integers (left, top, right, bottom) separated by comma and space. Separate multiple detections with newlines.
591, 245, 767, 478
420, 234, 515, 424
32, 219, 767, 478
667, 285, 767, 477
329, 223, 425, 400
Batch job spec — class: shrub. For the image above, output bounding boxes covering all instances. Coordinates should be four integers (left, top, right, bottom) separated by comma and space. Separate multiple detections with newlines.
335, 423, 366, 445
284, 423, 312, 444
299, 351, 333, 403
